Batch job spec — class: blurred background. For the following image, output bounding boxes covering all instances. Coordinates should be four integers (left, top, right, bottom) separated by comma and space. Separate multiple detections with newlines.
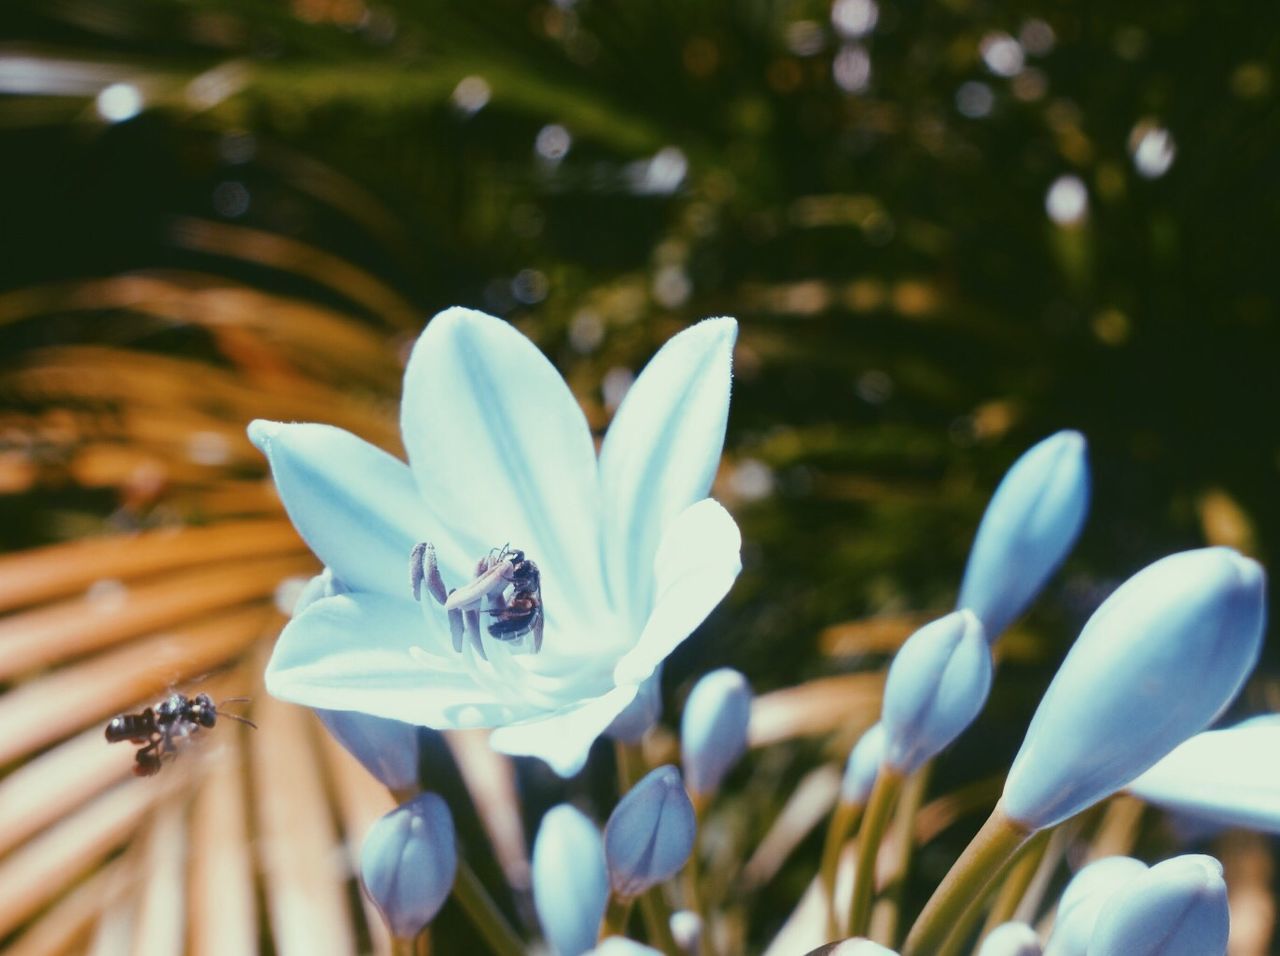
1, 0, 1277, 952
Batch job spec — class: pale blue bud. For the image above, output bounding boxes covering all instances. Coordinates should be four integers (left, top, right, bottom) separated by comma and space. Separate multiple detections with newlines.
604, 765, 696, 898
607, 668, 664, 743
587, 940, 664, 956
841, 722, 886, 804
670, 910, 703, 954
533, 805, 608, 956
681, 668, 752, 796
292, 571, 424, 791
1086, 855, 1228, 956
958, 431, 1090, 640
1127, 714, 1280, 834
1003, 548, 1266, 830
979, 922, 1041, 956
360, 792, 456, 939
1044, 857, 1148, 956
882, 610, 991, 774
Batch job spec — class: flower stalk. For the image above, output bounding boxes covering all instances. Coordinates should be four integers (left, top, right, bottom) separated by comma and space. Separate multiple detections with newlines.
451, 857, 527, 956
901, 803, 1032, 956
846, 765, 904, 937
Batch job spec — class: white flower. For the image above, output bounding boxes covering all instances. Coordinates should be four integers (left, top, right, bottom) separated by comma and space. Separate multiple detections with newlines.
254, 307, 742, 776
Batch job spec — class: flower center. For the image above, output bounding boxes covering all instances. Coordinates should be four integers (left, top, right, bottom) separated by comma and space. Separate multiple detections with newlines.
409, 541, 545, 659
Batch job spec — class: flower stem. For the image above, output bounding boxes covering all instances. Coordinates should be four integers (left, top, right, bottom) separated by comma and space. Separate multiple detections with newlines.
601, 893, 635, 940
451, 857, 526, 956
640, 885, 683, 955
901, 803, 1032, 956
980, 828, 1051, 936
390, 933, 431, 956
615, 739, 647, 793
876, 762, 931, 947
847, 765, 903, 938
820, 799, 863, 938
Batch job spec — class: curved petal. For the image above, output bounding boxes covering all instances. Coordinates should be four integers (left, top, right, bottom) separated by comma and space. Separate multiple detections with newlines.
599, 318, 736, 625
266, 592, 536, 728
400, 308, 605, 623
490, 683, 640, 777
248, 420, 429, 598
614, 499, 742, 687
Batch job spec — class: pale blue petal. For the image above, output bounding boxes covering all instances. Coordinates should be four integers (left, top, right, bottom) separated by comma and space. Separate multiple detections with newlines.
881, 610, 991, 774
587, 941, 663, 956
1086, 855, 1228, 956
606, 667, 663, 744
958, 431, 1090, 641
1003, 548, 1266, 830
399, 307, 606, 624
248, 420, 428, 597
604, 765, 696, 897
598, 318, 736, 625
266, 592, 523, 728
1126, 715, 1280, 833
614, 499, 742, 687
490, 683, 640, 777
315, 709, 422, 792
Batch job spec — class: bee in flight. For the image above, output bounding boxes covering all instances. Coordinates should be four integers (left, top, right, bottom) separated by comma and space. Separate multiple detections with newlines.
105, 692, 256, 776
410, 542, 544, 658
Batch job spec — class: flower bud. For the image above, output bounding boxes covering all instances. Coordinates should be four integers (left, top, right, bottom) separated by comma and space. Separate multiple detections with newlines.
1086, 855, 1228, 956
841, 722, 886, 804
1002, 548, 1266, 830
604, 765, 696, 898
1044, 856, 1148, 956
978, 922, 1041, 956
681, 668, 752, 797
533, 805, 609, 956
670, 910, 703, 955
1126, 714, 1280, 834
360, 792, 456, 939
587, 940, 664, 956
958, 431, 1090, 640
881, 610, 991, 774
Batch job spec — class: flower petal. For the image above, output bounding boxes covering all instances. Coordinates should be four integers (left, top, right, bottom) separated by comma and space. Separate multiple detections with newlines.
599, 318, 736, 625
266, 592, 531, 729
400, 308, 605, 622
248, 420, 429, 598
489, 683, 640, 777
614, 499, 742, 687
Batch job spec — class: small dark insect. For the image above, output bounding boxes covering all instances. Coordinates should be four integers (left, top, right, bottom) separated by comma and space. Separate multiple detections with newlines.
410, 541, 545, 655
105, 692, 256, 776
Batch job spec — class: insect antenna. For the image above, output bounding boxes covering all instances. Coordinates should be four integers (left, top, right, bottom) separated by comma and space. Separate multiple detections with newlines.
216, 698, 259, 729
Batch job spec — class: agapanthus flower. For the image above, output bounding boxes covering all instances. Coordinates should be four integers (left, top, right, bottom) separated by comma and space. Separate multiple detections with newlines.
255, 307, 741, 776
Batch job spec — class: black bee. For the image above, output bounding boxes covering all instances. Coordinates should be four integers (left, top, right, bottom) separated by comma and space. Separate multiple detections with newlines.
484, 549, 544, 652
105, 692, 255, 776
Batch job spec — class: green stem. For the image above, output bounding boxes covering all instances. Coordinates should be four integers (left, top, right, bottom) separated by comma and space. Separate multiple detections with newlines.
980, 829, 1051, 937
877, 762, 931, 948
847, 766, 904, 938
901, 803, 1032, 956
682, 833, 713, 956
452, 857, 526, 956
601, 893, 634, 940
390, 933, 431, 956
639, 886, 683, 955
615, 739, 647, 793
820, 799, 862, 939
